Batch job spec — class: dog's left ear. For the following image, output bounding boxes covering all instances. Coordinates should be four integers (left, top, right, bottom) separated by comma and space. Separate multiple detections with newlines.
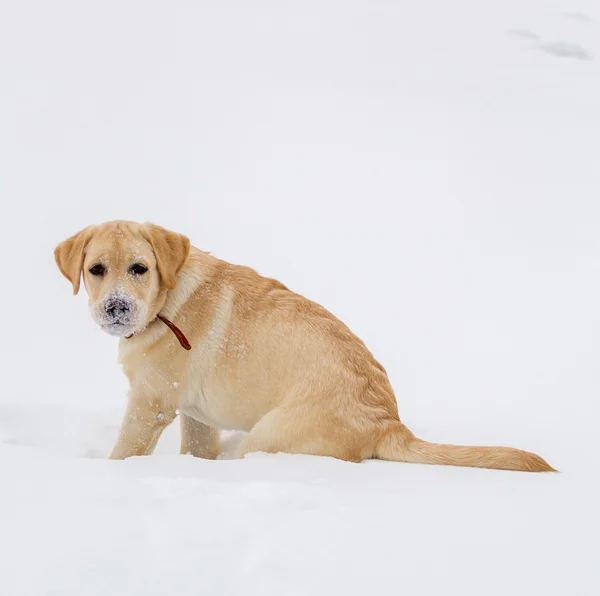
142, 223, 190, 290
54, 226, 96, 295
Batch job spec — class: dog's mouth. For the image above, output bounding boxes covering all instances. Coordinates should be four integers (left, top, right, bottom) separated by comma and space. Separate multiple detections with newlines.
101, 321, 136, 337
92, 294, 146, 338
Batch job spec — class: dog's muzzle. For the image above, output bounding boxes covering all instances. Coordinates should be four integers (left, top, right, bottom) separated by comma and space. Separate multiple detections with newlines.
104, 296, 132, 322
94, 294, 141, 336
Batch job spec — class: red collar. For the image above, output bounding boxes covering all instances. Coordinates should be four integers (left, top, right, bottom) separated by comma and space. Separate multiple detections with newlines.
156, 314, 191, 350
126, 314, 191, 350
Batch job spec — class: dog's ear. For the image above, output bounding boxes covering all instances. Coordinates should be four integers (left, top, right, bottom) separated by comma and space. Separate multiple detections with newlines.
54, 226, 96, 295
142, 223, 190, 290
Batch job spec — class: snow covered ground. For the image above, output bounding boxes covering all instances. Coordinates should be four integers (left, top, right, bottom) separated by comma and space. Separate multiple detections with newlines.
1, 1, 599, 594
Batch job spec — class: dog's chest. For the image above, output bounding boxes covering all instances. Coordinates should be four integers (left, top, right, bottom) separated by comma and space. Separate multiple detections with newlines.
178, 351, 264, 432
177, 357, 255, 431
123, 286, 259, 431
175, 288, 257, 431
178, 383, 242, 430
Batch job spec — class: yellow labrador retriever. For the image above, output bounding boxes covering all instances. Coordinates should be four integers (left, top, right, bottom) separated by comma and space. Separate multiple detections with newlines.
55, 221, 554, 471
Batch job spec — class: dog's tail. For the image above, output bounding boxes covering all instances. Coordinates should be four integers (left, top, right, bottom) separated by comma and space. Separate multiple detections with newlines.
374, 423, 556, 472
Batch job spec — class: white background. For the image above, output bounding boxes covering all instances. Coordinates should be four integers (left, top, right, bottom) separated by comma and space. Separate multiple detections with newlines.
0, 1, 598, 595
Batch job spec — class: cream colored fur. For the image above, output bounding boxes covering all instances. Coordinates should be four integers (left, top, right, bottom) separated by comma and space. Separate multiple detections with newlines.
55, 221, 555, 472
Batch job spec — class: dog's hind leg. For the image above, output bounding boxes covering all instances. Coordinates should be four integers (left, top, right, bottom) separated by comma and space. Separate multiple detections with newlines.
236, 405, 368, 463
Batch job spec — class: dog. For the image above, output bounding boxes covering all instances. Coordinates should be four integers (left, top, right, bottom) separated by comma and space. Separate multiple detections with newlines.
54, 220, 555, 471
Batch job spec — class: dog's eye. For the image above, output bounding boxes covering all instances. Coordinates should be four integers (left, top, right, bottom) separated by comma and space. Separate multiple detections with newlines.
89, 264, 106, 276
130, 263, 148, 275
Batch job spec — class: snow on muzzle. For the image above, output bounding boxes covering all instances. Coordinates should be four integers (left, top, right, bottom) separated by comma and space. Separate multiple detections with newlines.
91, 292, 147, 337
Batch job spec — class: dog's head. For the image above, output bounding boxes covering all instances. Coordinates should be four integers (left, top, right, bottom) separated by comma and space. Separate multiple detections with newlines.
55, 221, 190, 337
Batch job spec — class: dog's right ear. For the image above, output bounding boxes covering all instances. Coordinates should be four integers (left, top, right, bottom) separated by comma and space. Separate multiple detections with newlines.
54, 226, 96, 295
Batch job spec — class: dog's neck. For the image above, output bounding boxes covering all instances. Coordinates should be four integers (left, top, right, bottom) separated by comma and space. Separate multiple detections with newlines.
159, 250, 208, 321
134, 314, 191, 349
125, 248, 211, 350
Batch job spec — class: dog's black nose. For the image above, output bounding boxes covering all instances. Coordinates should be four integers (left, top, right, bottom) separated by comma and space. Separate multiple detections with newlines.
104, 297, 131, 317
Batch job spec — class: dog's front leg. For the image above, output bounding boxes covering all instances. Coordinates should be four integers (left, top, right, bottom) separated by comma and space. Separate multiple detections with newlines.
180, 414, 220, 459
110, 394, 177, 460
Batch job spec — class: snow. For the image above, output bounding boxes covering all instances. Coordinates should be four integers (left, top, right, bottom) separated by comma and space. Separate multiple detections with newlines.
1, 1, 599, 594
